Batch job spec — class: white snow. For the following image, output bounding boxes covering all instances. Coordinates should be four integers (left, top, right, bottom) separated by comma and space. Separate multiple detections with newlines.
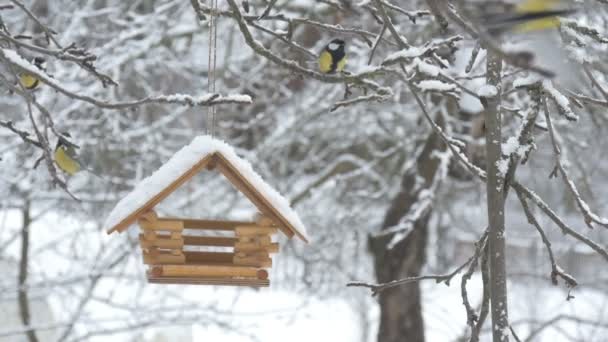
382, 46, 426, 64
155, 93, 252, 105
496, 158, 509, 177
542, 80, 578, 121
417, 80, 457, 92
103, 135, 308, 240
502, 136, 521, 156
159, 94, 214, 102
222, 94, 254, 102
513, 74, 542, 88
477, 84, 498, 97
1, 49, 40, 74
416, 59, 440, 77
1, 49, 57, 87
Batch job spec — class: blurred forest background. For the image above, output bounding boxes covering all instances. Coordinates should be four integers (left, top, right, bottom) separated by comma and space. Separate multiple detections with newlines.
1, 0, 608, 341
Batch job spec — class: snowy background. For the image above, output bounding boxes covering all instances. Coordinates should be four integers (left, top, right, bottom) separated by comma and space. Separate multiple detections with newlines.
1, 0, 608, 341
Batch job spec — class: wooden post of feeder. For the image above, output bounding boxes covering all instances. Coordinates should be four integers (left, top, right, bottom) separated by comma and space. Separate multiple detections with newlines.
138, 210, 185, 264
232, 216, 278, 268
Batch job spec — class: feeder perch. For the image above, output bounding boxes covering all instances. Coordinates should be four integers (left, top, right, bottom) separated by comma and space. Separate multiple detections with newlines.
103, 136, 308, 287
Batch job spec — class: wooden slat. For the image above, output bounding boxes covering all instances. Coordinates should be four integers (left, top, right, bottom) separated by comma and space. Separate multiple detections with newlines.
147, 276, 269, 287
214, 155, 302, 241
182, 235, 237, 247
143, 230, 157, 240
237, 235, 271, 244
235, 250, 269, 258
177, 218, 255, 230
234, 242, 279, 253
106, 155, 213, 234
234, 225, 277, 236
143, 251, 185, 264
183, 251, 235, 263
139, 219, 184, 231
139, 235, 183, 249
233, 256, 272, 267
150, 265, 267, 278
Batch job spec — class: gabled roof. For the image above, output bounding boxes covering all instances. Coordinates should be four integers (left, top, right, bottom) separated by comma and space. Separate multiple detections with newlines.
103, 136, 308, 242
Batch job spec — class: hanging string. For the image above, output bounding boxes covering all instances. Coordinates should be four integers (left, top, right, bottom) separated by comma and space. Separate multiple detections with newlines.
206, 0, 219, 136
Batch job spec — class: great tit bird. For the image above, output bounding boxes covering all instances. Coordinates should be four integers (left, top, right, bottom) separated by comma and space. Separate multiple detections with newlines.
319, 39, 346, 74
481, 0, 577, 35
19, 57, 45, 90
54, 133, 82, 176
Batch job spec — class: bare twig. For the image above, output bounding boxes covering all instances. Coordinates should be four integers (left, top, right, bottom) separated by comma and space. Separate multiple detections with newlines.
0, 120, 42, 148
257, 0, 278, 20
512, 182, 608, 262
542, 95, 608, 229
515, 189, 578, 288
470, 245, 490, 342
368, 23, 387, 65
347, 252, 476, 295
330, 93, 389, 112
0, 49, 252, 109
8, 0, 116, 86
461, 232, 489, 335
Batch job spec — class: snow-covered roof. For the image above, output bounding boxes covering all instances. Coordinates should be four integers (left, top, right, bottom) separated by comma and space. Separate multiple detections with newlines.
103, 135, 308, 242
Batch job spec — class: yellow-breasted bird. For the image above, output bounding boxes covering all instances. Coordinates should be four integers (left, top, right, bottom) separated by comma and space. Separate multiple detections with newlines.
319, 39, 347, 74
54, 133, 82, 176
19, 57, 45, 90
481, 0, 577, 35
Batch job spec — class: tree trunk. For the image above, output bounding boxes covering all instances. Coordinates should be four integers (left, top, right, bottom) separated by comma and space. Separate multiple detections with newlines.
18, 201, 39, 342
369, 117, 447, 342
483, 52, 510, 342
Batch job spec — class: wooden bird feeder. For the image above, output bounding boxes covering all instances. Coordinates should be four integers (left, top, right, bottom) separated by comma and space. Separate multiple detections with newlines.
104, 136, 308, 287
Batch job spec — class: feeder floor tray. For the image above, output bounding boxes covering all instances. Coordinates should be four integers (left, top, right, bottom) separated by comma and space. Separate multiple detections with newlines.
147, 275, 270, 287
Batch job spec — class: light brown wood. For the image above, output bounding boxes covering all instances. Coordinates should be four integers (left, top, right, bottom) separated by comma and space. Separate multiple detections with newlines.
206, 158, 216, 170
255, 214, 276, 227
140, 210, 158, 223
170, 249, 183, 256
235, 225, 277, 236
234, 242, 279, 253
143, 251, 186, 264
233, 256, 272, 267
142, 230, 157, 241
147, 247, 159, 256
236, 250, 269, 258
178, 218, 256, 230
147, 276, 269, 287
237, 235, 272, 244
106, 155, 212, 234
139, 235, 183, 249
150, 264, 265, 278
170, 231, 182, 239
182, 235, 237, 247
139, 219, 184, 231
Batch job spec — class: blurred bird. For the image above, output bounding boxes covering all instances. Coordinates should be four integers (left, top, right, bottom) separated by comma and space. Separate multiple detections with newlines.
18, 57, 45, 90
54, 133, 82, 176
481, 0, 577, 35
319, 39, 347, 74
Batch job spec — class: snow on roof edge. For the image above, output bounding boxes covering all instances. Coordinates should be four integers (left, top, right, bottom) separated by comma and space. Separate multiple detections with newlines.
103, 135, 309, 241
